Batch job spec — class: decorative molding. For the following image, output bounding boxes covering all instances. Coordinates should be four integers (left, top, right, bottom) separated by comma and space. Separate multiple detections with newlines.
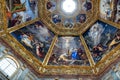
42, 35, 58, 65
0, 0, 5, 32
8, 18, 40, 33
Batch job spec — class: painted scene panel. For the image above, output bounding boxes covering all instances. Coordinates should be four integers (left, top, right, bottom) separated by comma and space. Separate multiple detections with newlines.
83, 20, 120, 63
48, 36, 90, 66
6, 0, 38, 28
100, 0, 120, 24
11, 21, 55, 62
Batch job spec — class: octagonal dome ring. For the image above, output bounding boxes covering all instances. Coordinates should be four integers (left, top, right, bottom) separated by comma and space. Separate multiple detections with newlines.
39, 0, 94, 30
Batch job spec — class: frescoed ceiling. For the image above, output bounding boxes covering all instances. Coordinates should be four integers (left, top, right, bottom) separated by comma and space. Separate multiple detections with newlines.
0, 0, 120, 78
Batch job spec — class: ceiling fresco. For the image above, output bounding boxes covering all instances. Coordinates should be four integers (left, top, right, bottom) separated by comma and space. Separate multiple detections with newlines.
100, 0, 120, 24
48, 36, 90, 66
6, 0, 38, 28
0, 0, 120, 77
11, 21, 55, 62
83, 20, 120, 63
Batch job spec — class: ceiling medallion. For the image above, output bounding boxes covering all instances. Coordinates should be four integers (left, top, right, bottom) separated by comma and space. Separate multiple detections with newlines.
46, 0, 92, 28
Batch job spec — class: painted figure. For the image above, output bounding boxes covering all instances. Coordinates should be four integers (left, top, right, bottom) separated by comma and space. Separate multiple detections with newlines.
47, 1, 56, 12
28, 0, 37, 13
36, 43, 44, 58
20, 33, 33, 48
115, 0, 120, 23
76, 14, 86, 23
100, 0, 112, 20
89, 23, 104, 46
82, 0, 92, 11
108, 30, 120, 50
52, 14, 61, 24
64, 19, 74, 28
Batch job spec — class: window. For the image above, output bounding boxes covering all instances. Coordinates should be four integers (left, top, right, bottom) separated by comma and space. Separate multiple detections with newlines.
0, 57, 18, 77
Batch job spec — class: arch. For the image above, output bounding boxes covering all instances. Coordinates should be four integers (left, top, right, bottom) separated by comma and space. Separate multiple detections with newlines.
0, 55, 20, 77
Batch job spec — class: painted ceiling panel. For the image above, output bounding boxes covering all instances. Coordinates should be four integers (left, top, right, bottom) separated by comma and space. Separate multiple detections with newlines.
48, 36, 90, 66
83, 20, 120, 63
6, 0, 38, 28
11, 21, 55, 62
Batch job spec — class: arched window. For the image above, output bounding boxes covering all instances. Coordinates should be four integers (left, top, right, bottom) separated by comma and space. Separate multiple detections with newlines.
0, 57, 18, 77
